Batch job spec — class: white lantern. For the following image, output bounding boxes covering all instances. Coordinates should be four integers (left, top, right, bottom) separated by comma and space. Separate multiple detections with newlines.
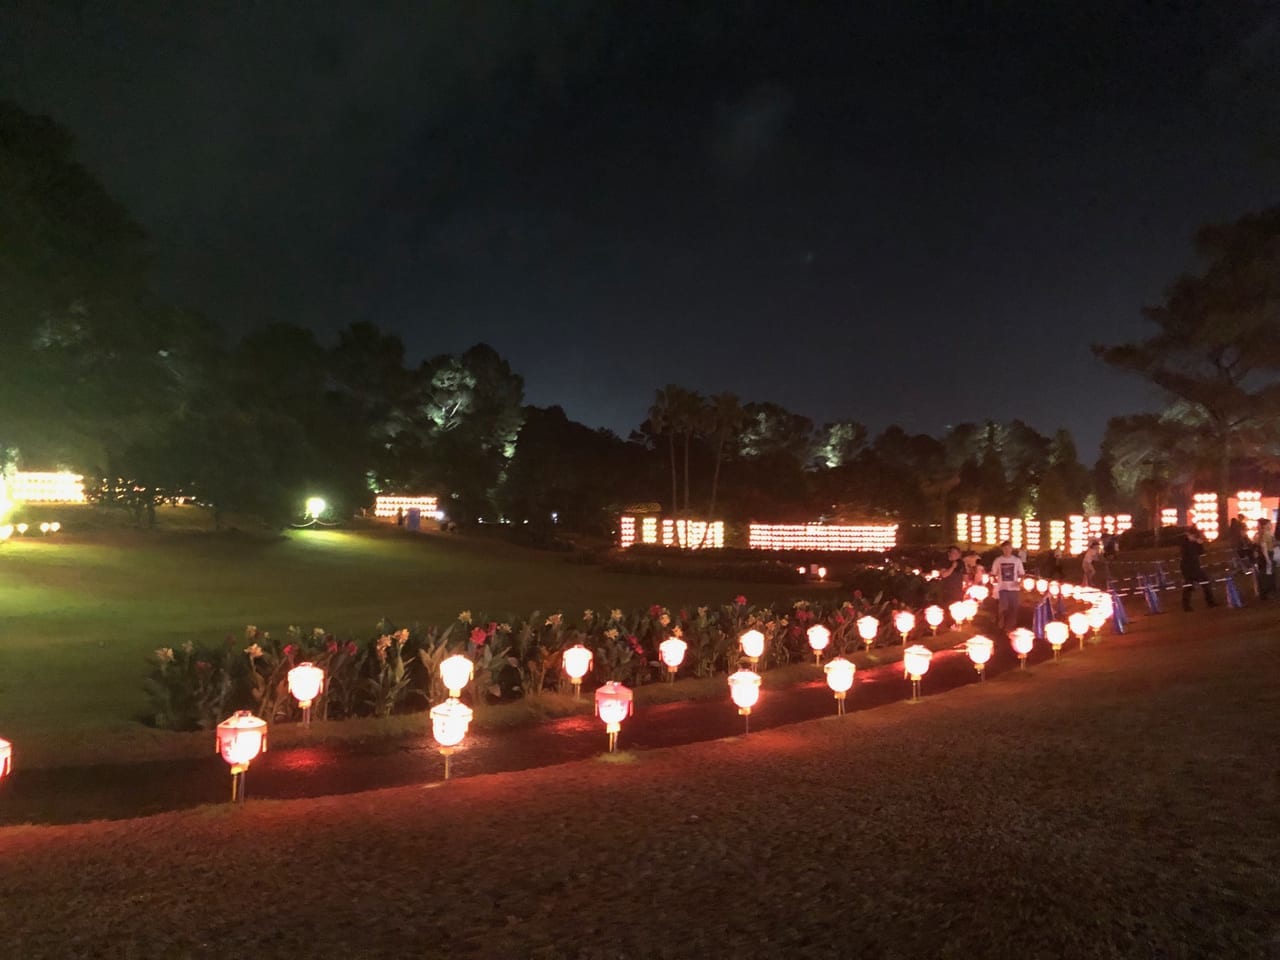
594, 681, 634, 752
430, 697, 474, 779
903, 645, 933, 701
0, 737, 11, 779
658, 636, 687, 679
968, 584, 989, 603
824, 657, 855, 715
806, 624, 831, 664
440, 654, 475, 698
1045, 620, 1069, 658
893, 610, 915, 644
924, 605, 944, 634
948, 600, 967, 627
1085, 606, 1108, 638
739, 629, 765, 665
1010, 627, 1034, 669
728, 669, 762, 732
216, 711, 268, 803
856, 616, 879, 652
1035, 578, 1048, 594
287, 662, 325, 727
1067, 612, 1089, 651
562, 644, 593, 698
966, 635, 994, 678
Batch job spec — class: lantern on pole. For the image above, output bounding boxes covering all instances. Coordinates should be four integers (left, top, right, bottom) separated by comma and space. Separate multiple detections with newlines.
1085, 606, 1108, 639
594, 681, 634, 752
0, 737, 11, 779
806, 624, 831, 665
429, 698, 473, 779
948, 600, 967, 629
856, 616, 879, 653
1067, 612, 1090, 651
903, 645, 933, 702
216, 711, 267, 803
739, 629, 765, 668
967, 583, 989, 603
1035, 578, 1048, 595
1061, 583, 1076, 599
1021, 576, 1036, 592
1045, 620, 1069, 659
562, 644, 593, 698
966, 635, 994, 679
658, 636, 687, 680
1049, 582, 1061, 598
924, 605, 944, 635
728, 669, 761, 733
893, 610, 915, 645
1009, 627, 1034, 670
440, 654, 475, 698
824, 657, 855, 715
286, 662, 325, 728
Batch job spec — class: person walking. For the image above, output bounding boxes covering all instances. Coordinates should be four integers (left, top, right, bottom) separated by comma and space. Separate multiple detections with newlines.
1180, 527, 1217, 611
1255, 518, 1276, 602
1081, 540, 1101, 587
938, 545, 966, 606
989, 540, 1025, 632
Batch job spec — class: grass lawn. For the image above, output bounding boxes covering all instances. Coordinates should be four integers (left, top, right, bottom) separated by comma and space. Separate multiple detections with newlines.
1, 601, 1276, 957
0, 506, 840, 750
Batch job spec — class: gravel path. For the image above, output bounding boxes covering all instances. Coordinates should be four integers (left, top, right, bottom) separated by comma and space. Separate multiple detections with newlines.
2, 609, 1277, 959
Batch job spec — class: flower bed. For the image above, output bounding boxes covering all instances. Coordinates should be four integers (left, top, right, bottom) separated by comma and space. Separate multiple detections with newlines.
144, 590, 920, 731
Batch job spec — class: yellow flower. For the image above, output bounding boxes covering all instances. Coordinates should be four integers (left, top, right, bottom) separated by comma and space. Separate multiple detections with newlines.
583, 609, 595, 622
458, 610, 472, 624
610, 609, 623, 622
604, 628, 619, 641
659, 613, 670, 627
244, 643, 263, 659
545, 613, 563, 627
155, 647, 175, 664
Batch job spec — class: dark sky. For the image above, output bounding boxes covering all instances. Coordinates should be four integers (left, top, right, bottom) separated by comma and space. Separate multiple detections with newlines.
4, 2, 1278, 455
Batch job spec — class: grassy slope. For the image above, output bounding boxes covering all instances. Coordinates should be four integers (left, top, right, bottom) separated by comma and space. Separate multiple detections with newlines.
0, 507, 837, 742
1, 608, 1276, 958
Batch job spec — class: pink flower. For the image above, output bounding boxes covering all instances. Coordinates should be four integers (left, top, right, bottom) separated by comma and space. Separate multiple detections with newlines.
649, 604, 663, 618
345, 641, 359, 657
470, 627, 487, 646
734, 595, 747, 606
326, 639, 339, 654
283, 644, 296, 659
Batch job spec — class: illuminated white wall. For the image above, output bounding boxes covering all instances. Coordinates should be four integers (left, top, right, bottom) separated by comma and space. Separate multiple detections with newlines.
374, 495, 439, 519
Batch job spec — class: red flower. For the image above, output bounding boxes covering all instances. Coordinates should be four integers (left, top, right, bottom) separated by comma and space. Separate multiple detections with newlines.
734, 595, 748, 606
345, 641, 359, 657
649, 605, 663, 618
195, 661, 211, 674
326, 639, 339, 654
470, 627, 488, 646
833, 613, 845, 625
283, 644, 296, 659
485, 621, 497, 636
853, 590, 863, 599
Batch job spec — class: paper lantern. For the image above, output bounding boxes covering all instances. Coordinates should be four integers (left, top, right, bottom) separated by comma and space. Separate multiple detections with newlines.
1010, 628, 1034, 669
1035, 578, 1048, 594
903, 645, 933, 702
817, 566, 828, 580
856, 616, 879, 653
1021, 576, 1035, 592
305, 497, 326, 520
893, 610, 915, 644
824, 658, 855, 715
1067, 612, 1090, 651
924, 605, 944, 635
728, 669, 762, 732
966, 635, 994, 678
287, 662, 325, 726
216, 711, 268, 803
1085, 606, 1108, 637
440, 654, 475, 698
430, 698, 474, 778
594, 681, 634, 752
968, 584, 989, 603
49, 521, 61, 533
658, 636, 687, 679
0, 737, 10, 779
562, 644, 593, 698
740, 629, 765, 665
1061, 583, 1075, 599
1045, 620, 1069, 658
806, 624, 831, 665
1049, 582, 1060, 597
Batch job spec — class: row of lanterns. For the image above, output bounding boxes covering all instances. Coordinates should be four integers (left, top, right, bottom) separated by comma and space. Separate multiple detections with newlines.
2, 591, 1117, 803
0, 521, 61, 541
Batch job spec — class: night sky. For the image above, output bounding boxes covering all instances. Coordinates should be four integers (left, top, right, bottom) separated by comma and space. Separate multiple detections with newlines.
4, 2, 1278, 454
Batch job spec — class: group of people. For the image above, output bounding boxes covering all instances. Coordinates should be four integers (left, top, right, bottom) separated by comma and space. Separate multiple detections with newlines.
937, 541, 1025, 632
1175, 514, 1275, 611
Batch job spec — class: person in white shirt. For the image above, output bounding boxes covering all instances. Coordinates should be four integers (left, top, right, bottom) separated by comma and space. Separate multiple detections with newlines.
1081, 541, 1101, 587
989, 540, 1026, 632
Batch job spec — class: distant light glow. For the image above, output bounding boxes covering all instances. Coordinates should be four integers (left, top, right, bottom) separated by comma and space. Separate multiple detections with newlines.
305, 497, 327, 519
374, 494, 438, 519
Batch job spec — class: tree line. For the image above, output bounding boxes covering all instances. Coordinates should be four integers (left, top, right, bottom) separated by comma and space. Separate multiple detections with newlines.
3, 101, 1277, 536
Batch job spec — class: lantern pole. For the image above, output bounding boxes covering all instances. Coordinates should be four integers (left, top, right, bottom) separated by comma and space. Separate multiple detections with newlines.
441, 746, 454, 780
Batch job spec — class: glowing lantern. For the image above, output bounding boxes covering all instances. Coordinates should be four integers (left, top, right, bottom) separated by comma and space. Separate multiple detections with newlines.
658, 636, 687, 680
806, 624, 831, 665
903, 645, 933, 702
0, 526, 11, 541
966, 635, 994, 679
0, 737, 10, 778
15, 523, 27, 535
286, 662, 325, 727
1021, 576, 1035, 592
562, 644, 593, 698
924, 605, 944, 635
740, 629, 765, 667
968, 584, 989, 603
824, 657, 856, 715
893, 610, 915, 644
440, 654, 475, 698
1049, 582, 1060, 597
817, 566, 828, 580
728, 669, 762, 733
39, 522, 50, 534
305, 497, 326, 520
947, 601, 966, 629
49, 521, 60, 533
797, 565, 806, 575
1085, 606, 1108, 639
1035, 578, 1048, 594
1067, 612, 1090, 651
1009, 628, 1034, 670
594, 681, 634, 752
856, 616, 879, 653
1045, 621, 1069, 659
216, 711, 268, 803
430, 698, 474, 779
1061, 583, 1075, 599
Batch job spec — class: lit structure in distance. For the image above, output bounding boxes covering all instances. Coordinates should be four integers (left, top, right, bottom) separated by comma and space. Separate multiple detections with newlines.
374, 495, 439, 520
747, 523, 897, 552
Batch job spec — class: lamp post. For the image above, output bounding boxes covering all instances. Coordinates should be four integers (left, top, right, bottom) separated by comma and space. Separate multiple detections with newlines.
806, 624, 830, 665
924, 605, 944, 636
856, 616, 879, 654
286, 662, 325, 728
1067, 612, 1089, 651
824, 658, 855, 715
562, 644, 593, 699
594, 681, 634, 752
740, 629, 765, 669
893, 610, 915, 645
1045, 621, 1069, 659
429, 698, 473, 779
658, 636, 687, 681
440, 654, 475, 698
966, 635, 993, 679
216, 711, 268, 804
903, 645, 932, 702
1085, 606, 1108, 640
728, 669, 761, 733
1009, 627, 1034, 670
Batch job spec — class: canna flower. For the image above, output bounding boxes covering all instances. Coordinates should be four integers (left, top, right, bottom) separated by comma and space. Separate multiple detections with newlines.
470, 627, 488, 646
734, 595, 747, 606
458, 610, 472, 624
181, 641, 194, 655
603, 628, 619, 641
582, 609, 595, 622
497, 622, 512, 634
659, 613, 670, 627
610, 609, 623, 622
154, 647, 175, 664
545, 613, 563, 628
244, 643, 263, 659
394, 628, 410, 646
